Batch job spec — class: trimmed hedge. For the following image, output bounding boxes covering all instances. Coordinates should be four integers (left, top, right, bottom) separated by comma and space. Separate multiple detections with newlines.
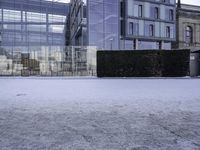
97, 50, 190, 77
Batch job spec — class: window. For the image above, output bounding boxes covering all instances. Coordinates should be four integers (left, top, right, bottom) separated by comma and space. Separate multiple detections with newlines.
155, 7, 159, 19
120, 1, 125, 18
0, 9, 2, 21
27, 12, 46, 22
162, 0, 170, 3
3, 9, 21, 22
169, 9, 174, 21
166, 26, 170, 38
138, 5, 143, 17
49, 25, 64, 33
149, 24, 154, 36
48, 14, 66, 23
133, 39, 137, 49
27, 25, 46, 32
129, 22, 138, 35
129, 22, 134, 35
185, 26, 193, 46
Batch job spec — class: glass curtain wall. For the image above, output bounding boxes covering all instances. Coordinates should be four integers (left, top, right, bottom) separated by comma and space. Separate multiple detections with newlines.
87, 0, 119, 50
0, 0, 68, 51
0, 0, 70, 76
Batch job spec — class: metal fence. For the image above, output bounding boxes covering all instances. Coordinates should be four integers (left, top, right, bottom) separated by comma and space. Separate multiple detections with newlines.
0, 46, 97, 76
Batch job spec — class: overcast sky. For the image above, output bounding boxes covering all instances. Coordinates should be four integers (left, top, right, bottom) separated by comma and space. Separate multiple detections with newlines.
179, 0, 200, 5
57, 0, 200, 6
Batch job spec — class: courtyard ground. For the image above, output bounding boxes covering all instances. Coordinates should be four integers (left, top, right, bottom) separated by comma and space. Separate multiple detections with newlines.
0, 77, 200, 150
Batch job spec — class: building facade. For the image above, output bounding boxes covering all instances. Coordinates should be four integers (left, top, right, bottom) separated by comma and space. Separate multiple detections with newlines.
121, 0, 176, 50
66, 0, 176, 50
175, 0, 200, 51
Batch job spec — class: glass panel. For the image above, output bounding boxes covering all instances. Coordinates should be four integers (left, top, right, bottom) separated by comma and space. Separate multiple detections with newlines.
49, 25, 64, 33
0, 9, 2, 21
138, 5, 143, 17
88, 0, 119, 49
48, 14, 66, 23
22, 11, 26, 22
0, 46, 97, 76
3, 9, 21, 22
166, 26, 170, 38
27, 12, 46, 22
129, 22, 134, 35
28, 33, 46, 43
3, 24, 21, 31
27, 25, 46, 32
138, 41, 159, 49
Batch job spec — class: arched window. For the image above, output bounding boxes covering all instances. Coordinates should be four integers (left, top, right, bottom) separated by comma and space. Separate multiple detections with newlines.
185, 26, 193, 46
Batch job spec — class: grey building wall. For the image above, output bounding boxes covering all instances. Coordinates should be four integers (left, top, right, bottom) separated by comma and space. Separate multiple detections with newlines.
121, 0, 176, 50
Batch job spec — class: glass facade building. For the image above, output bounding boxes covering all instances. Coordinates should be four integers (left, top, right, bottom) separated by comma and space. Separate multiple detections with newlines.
0, 0, 69, 52
0, 0, 76, 76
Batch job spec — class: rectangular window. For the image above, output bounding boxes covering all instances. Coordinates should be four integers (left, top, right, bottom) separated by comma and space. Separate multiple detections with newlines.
0, 9, 2, 21
155, 7, 159, 19
3, 9, 21, 22
120, 1, 125, 18
166, 26, 170, 38
49, 25, 64, 33
149, 24, 154, 37
138, 5, 143, 17
169, 9, 174, 21
163, 0, 170, 3
27, 25, 46, 32
129, 22, 134, 35
3, 24, 21, 31
121, 20, 125, 36
48, 14, 66, 23
27, 12, 46, 23
133, 23, 139, 35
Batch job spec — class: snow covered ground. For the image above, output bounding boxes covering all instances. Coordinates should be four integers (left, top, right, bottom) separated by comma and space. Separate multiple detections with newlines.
0, 77, 200, 150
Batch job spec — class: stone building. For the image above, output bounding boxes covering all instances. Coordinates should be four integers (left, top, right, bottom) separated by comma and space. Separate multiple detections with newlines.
175, 0, 200, 51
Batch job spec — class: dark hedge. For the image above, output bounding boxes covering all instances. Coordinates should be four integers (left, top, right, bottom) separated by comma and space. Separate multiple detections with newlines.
97, 50, 190, 77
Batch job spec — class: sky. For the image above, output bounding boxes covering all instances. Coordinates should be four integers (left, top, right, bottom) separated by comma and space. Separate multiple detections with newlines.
51, 0, 200, 6
179, 0, 200, 5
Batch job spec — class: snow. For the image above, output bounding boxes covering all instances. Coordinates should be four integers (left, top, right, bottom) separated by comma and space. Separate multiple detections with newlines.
0, 77, 200, 150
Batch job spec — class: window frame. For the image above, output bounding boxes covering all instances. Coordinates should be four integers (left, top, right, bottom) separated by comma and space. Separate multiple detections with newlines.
166, 26, 170, 38
149, 24, 154, 37
138, 5, 143, 18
